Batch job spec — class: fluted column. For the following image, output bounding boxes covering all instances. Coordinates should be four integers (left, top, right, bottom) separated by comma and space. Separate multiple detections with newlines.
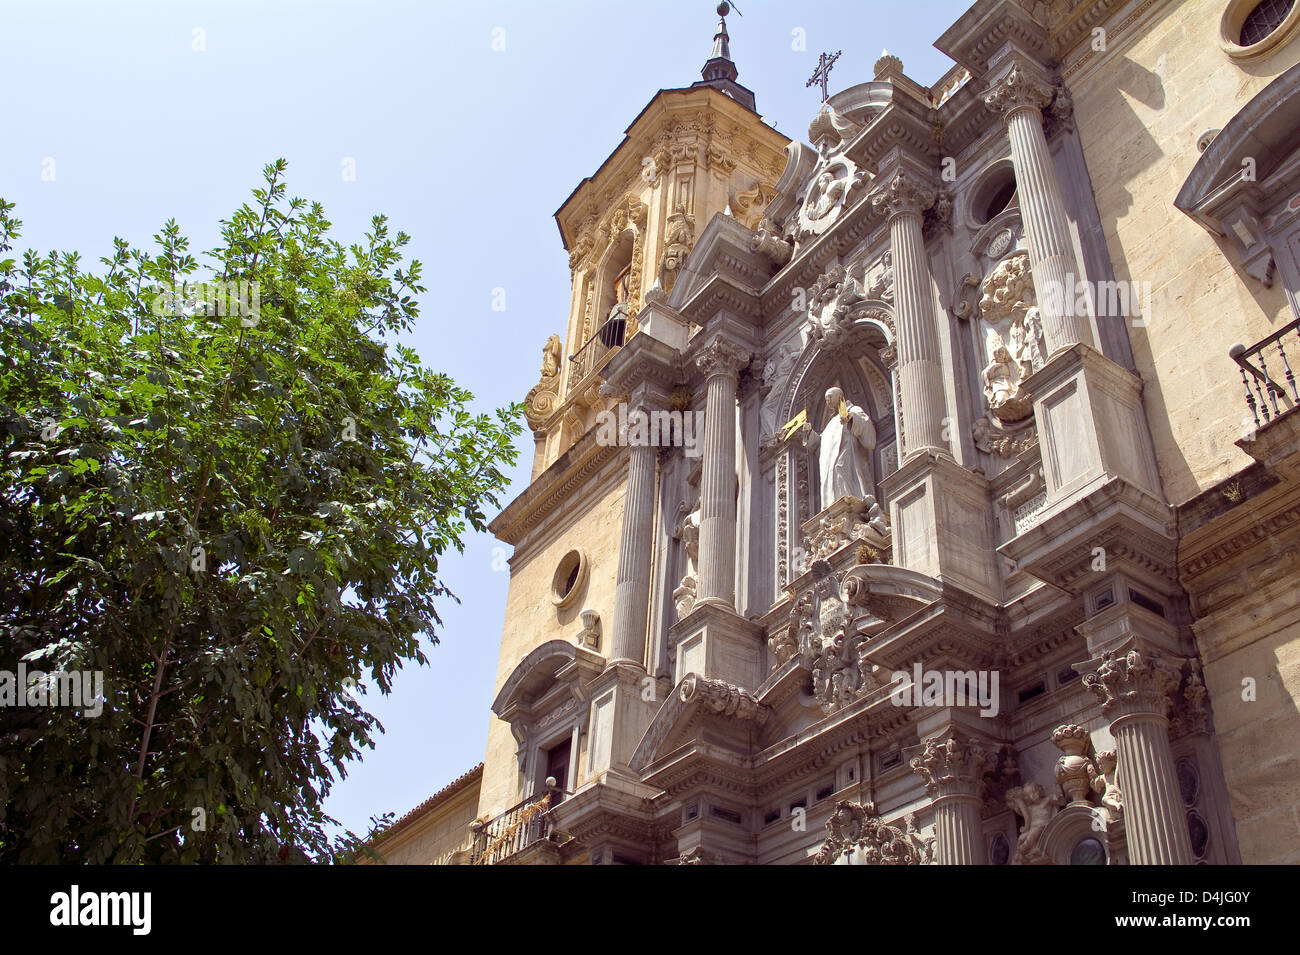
871, 170, 949, 458
985, 64, 1092, 355
609, 399, 658, 666
695, 337, 747, 610
1083, 646, 1193, 864
910, 736, 993, 864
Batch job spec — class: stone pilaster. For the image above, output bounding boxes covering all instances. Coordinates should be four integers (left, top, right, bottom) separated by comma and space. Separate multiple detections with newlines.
1082, 644, 1194, 865
909, 735, 994, 864
609, 397, 659, 667
694, 337, 748, 610
984, 63, 1093, 356
871, 169, 949, 459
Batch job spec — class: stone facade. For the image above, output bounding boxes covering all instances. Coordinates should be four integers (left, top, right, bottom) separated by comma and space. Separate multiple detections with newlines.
386, 0, 1300, 865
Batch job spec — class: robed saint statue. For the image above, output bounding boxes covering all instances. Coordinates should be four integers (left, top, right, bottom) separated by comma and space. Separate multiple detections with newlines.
801, 386, 877, 511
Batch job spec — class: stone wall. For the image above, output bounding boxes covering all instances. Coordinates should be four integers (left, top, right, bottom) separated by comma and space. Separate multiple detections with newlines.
1069, 0, 1300, 504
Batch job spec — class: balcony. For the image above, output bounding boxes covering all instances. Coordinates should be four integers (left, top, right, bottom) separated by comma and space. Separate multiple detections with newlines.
468, 787, 557, 865
567, 310, 627, 397
1230, 317, 1300, 429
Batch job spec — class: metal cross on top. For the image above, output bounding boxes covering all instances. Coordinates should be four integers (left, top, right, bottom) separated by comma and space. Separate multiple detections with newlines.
806, 50, 842, 103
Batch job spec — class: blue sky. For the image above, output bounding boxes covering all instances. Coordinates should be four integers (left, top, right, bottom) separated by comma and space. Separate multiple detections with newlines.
1, 0, 974, 839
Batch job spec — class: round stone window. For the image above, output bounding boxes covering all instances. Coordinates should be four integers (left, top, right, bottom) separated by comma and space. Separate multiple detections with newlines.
1220, 0, 1300, 59
551, 549, 588, 609
1069, 836, 1106, 865
968, 162, 1018, 228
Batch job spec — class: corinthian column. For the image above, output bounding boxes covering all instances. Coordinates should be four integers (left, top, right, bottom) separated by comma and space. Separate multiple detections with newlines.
694, 337, 748, 610
909, 735, 993, 864
871, 170, 949, 458
1083, 645, 1193, 864
609, 396, 658, 667
984, 64, 1092, 355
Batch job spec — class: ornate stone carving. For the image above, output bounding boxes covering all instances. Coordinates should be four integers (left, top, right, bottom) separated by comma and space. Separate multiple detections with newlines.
750, 216, 793, 266
1052, 723, 1098, 804
1093, 749, 1123, 819
1005, 782, 1065, 864
1043, 84, 1075, 139
814, 801, 923, 865
950, 271, 981, 319
863, 250, 894, 303
807, 103, 861, 153
672, 496, 701, 621
904, 813, 936, 864
523, 334, 564, 432
729, 181, 777, 231
910, 736, 996, 799
577, 609, 601, 652
983, 65, 1054, 117
695, 337, 748, 379
784, 561, 884, 711
973, 413, 1038, 458
797, 113, 867, 240
869, 169, 936, 220
658, 201, 695, 294
1172, 660, 1210, 736
759, 341, 800, 446
1082, 646, 1180, 719
800, 495, 889, 563
978, 251, 1045, 423
678, 674, 770, 724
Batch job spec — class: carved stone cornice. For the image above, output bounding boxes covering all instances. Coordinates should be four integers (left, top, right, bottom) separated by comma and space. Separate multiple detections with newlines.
983, 65, 1054, 118
870, 169, 937, 221
1081, 644, 1181, 720
694, 336, 749, 379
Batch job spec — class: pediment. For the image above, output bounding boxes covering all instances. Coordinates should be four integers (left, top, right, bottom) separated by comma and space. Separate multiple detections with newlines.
492, 639, 605, 723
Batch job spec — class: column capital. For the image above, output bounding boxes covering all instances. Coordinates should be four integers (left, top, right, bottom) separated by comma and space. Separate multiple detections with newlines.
1082, 644, 1181, 721
983, 64, 1054, 118
909, 734, 995, 801
870, 168, 937, 221
695, 336, 749, 380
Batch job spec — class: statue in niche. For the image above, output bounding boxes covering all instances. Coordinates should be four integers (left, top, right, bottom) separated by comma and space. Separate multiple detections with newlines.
978, 251, 1046, 423
801, 386, 877, 511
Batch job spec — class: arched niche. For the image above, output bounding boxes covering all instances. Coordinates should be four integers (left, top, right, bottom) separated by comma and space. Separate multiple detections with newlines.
780, 306, 897, 501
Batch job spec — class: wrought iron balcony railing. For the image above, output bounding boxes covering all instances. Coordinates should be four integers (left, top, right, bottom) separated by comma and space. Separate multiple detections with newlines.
1230, 317, 1300, 429
468, 787, 555, 865
567, 311, 627, 396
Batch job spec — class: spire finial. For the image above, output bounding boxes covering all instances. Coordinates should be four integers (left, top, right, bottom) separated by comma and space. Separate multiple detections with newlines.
711, 3, 733, 62
692, 1, 755, 111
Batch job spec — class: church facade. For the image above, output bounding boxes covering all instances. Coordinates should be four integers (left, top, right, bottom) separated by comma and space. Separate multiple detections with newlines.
375, 0, 1300, 865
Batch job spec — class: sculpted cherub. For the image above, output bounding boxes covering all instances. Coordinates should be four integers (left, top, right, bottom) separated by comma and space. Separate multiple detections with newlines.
1005, 782, 1065, 864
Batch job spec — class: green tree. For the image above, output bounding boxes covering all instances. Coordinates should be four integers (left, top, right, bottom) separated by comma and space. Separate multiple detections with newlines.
0, 161, 521, 863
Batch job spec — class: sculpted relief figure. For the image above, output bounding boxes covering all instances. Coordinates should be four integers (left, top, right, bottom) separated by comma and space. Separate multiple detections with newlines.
801, 386, 877, 511
658, 201, 695, 293
978, 251, 1046, 423
1005, 782, 1066, 865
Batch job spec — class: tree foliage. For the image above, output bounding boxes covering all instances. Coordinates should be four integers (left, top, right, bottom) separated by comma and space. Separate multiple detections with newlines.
0, 161, 521, 862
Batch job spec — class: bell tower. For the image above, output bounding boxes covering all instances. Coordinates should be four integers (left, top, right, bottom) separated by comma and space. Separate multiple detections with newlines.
482, 5, 788, 838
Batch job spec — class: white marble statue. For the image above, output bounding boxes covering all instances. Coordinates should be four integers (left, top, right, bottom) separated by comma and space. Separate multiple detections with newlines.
801, 386, 877, 510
